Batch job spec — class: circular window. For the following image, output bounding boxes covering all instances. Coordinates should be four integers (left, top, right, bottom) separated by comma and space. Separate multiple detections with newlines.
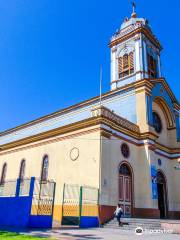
153, 112, 162, 133
121, 143, 130, 158
70, 148, 79, 161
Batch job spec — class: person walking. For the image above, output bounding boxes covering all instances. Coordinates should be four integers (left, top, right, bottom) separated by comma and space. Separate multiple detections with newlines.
114, 204, 123, 226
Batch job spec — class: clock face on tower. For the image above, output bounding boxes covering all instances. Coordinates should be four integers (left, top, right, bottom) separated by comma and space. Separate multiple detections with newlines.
153, 112, 162, 133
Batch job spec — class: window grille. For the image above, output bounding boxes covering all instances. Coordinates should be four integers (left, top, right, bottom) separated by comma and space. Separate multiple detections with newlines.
118, 52, 134, 79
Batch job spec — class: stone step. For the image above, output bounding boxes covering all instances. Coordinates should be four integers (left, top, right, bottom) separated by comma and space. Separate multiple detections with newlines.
105, 225, 162, 229
104, 218, 164, 231
115, 218, 162, 222
106, 224, 161, 227
109, 222, 161, 227
104, 224, 163, 230
108, 221, 161, 225
110, 220, 162, 225
104, 227, 164, 232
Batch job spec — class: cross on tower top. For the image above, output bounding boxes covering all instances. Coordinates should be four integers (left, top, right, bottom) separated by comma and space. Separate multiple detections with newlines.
132, 2, 136, 13
131, 2, 137, 18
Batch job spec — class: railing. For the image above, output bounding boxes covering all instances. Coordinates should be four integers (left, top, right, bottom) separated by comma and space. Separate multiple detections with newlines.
19, 179, 31, 196
62, 183, 99, 226
0, 180, 17, 197
62, 184, 80, 218
91, 105, 140, 133
0, 177, 56, 217
31, 179, 56, 216
0, 178, 31, 197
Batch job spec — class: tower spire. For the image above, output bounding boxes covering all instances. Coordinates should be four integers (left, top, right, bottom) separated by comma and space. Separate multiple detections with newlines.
131, 2, 137, 18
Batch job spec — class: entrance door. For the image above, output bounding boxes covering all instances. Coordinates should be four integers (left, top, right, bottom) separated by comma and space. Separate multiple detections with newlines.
157, 171, 168, 219
119, 163, 132, 217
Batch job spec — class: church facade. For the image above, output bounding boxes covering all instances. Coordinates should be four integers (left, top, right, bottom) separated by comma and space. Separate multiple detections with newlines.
0, 9, 180, 226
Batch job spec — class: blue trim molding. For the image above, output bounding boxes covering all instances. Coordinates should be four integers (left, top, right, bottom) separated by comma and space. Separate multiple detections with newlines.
146, 95, 153, 126
146, 83, 180, 141
147, 84, 174, 121
151, 83, 173, 109
175, 112, 180, 142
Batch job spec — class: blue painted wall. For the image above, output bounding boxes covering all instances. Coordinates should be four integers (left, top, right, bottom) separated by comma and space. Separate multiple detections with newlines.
0, 196, 32, 228
79, 217, 99, 228
151, 83, 173, 110
29, 215, 53, 228
148, 84, 173, 121
0, 177, 53, 229
0, 88, 137, 145
116, 75, 136, 88
104, 90, 137, 123
146, 82, 180, 141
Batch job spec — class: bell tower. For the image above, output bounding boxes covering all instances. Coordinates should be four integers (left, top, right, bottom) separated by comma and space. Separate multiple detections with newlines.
109, 4, 162, 90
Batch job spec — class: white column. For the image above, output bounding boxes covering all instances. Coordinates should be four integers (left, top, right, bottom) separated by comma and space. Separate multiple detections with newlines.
111, 49, 117, 90
135, 38, 141, 80
143, 41, 149, 78
111, 50, 116, 82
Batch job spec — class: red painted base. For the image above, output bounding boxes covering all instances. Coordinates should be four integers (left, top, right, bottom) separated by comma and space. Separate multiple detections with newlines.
99, 205, 180, 224
134, 208, 160, 218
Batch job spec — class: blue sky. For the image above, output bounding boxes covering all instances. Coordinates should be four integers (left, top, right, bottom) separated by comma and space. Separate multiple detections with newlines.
0, 0, 179, 131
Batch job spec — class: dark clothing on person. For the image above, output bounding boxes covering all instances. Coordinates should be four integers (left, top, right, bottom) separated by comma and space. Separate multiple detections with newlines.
114, 206, 123, 226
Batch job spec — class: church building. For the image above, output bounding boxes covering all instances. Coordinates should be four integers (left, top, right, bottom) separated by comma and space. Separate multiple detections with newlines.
0, 7, 180, 227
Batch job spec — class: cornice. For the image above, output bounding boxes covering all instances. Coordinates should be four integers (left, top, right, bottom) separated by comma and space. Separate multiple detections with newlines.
0, 79, 150, 139
101, 128, 180, 159
0, 118, 98, 152
91, 105, 140, 133
0, 110, 179, 160
0, 78, 179, 144
109, 26, 162, 50
155, 142, 180, 155
0, 111, 140, 152
0, 81, 141, 138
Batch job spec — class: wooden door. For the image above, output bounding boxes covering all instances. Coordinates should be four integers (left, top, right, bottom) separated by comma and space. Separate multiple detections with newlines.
119, 174, 132, 217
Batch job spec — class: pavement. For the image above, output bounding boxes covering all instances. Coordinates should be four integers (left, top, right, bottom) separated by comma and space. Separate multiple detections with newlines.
21, 227, 180, 240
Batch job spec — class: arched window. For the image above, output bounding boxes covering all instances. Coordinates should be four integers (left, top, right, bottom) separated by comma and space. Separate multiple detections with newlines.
119, 163, 131, 175
41, 155, 49, 182
19, 160, 25, 182
118, 52, 134, 79
153, 112, 162, 133
0, 163, 7, 185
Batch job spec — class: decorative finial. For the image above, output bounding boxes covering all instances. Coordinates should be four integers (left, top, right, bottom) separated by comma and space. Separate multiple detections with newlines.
131, 2, 137, 18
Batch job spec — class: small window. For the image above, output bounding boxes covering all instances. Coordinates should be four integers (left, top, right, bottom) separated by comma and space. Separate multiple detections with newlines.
153, 112, 162, 133
118, 52, 134, 79
121, 143, 130, 158
148, 54, 157, 78
0, 163, 7, 185
41, 155, 49, 182
19, 160, 25, 182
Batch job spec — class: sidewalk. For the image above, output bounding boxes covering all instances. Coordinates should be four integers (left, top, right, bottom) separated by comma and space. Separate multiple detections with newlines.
20, 227, 180, 240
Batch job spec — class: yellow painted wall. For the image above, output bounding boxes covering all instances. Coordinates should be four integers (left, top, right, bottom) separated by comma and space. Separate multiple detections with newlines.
100, 135, 155, 209
0, 126, 101, 225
